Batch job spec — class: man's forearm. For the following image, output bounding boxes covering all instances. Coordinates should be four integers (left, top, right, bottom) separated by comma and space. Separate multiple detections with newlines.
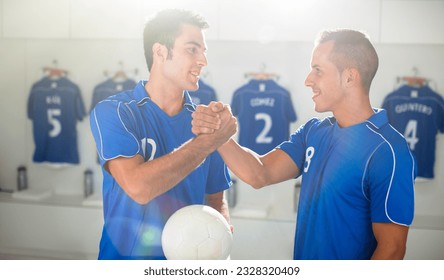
218, 139, 269, 189
111, 133, 224, 205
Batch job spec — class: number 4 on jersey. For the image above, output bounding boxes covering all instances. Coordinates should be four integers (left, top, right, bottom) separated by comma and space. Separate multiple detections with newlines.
404, 119, 419, 151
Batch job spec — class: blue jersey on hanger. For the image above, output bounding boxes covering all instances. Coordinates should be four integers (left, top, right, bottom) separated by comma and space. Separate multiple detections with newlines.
27, 76, 85, 164
188, 79, 218, 105
90, 81, 231, 259
231, 79, 297, 155
278, 109, 415, 259
90, 78, 137, 111
90, 78, 137, 163
382, 85, 444, 178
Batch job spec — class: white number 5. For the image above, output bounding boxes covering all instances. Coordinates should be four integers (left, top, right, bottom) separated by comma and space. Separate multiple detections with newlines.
47, 109, 61, 137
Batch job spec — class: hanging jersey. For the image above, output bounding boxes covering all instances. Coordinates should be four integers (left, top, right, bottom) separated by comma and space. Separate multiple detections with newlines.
27, 76, 86, 164
90, 78, 137, 163
188, 79, 218, 105
90, 78, 137, 111
90, 80, 231, 260
382, 85, 444, 178
231, 79, 297, 154
278, 109, 415, 259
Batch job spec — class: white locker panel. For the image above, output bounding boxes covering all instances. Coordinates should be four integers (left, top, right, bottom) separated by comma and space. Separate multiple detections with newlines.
381, 0, 444, 44
230, 217, 295, 260
141, 0, 220, 41
0, 40, 27, 190
2, 0, 70, 38
0, 0, 3, 37
71, 0, 143, 39
218, 0, 380, 42
0, 200, 102, 259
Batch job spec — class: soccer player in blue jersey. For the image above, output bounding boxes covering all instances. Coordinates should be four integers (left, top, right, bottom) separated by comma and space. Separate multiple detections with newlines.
89, 9, 236, 259
192, 29, 416, 259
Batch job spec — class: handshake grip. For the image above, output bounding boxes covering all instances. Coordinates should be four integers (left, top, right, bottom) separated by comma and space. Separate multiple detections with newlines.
192, 102, 237, 145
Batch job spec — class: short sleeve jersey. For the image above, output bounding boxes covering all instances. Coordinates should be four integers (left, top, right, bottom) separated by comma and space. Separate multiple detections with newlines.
231, 79, 297, 154
90, 81, 231, 259
382, 85, 444, 178
27, 77, 86, 164
278, 109, 415, 259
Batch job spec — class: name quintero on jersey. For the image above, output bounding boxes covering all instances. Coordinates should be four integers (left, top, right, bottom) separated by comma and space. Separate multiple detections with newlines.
395, 102, 433, 115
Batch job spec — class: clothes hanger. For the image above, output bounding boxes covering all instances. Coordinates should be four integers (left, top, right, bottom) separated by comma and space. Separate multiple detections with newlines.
112, 70, 128, 82
43, 60, 68, 80
112, 61, 127, 82
244, 63, 279, 81
104, 61, 138, 82
397, 67, 428, 88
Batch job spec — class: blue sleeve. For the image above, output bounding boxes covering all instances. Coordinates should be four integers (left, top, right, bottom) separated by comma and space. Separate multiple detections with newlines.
205, 151, 232, 194
27, 89, 34, 120
367, 142, 415, 226
75, 89, 86, 121
277, 119, 316, 173
90, 100, 141, 165
285, 94, 297, 122
230, 91, 240, 116
211, 89, 218, 102
439, 96, 444, 133
90, 86, 101, 112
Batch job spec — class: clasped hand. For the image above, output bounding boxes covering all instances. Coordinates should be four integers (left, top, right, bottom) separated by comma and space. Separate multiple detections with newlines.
191, 101, 237, 146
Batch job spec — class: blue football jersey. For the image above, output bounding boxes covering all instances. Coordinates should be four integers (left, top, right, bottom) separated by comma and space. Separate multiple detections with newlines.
278, 109, 415, 259
90, 80, 231, 259
382, 85, 444, 178
188, 79, 218, 105
90, 78, 137, 111
27, 76, 86, 164
231, 79, 297, 154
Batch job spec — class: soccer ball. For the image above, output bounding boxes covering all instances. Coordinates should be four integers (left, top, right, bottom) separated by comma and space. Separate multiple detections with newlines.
161, 204, 233, 260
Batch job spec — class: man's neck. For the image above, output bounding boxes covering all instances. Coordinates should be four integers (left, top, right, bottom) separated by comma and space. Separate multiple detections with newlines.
145, 80, 185, 116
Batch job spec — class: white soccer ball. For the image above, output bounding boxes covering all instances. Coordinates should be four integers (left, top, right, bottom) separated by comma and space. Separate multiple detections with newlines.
161, 204, 233, 260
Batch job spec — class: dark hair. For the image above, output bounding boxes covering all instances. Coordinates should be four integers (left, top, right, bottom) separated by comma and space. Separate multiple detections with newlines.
143, 9, 209, 72
316, 29, 379, 92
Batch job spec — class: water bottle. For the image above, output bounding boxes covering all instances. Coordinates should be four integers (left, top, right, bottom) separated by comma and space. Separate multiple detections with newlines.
84, 169, 94, 198
17, 165, 28, 191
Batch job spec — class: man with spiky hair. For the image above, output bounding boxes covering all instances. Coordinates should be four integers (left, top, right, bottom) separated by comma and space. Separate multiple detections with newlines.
90, 9, 237, 260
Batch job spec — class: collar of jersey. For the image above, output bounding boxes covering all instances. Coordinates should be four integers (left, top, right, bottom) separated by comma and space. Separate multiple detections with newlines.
134, 80, 196, 112
328, 108, 388, 130
365, 108, 388, 129
248, 78, 277, 88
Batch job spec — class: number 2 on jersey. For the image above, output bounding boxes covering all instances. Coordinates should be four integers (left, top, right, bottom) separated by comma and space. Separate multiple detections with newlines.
255, 113, 273, 144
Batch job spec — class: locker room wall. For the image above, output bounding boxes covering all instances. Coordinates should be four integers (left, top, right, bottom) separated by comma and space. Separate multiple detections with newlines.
0, 0, 443, 221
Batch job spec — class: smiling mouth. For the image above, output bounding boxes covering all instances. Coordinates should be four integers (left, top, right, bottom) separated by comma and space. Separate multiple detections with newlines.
312, 91, 320, 99
190, 71, 200, 80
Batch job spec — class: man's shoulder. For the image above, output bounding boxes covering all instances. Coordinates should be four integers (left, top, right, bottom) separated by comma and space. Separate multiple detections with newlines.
304, 116, 335, 130
95, 90, 137, 107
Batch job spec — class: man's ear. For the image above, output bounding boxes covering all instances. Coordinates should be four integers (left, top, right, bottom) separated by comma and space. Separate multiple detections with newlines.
343, 68, 360, 88
152, 43, 168, 61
